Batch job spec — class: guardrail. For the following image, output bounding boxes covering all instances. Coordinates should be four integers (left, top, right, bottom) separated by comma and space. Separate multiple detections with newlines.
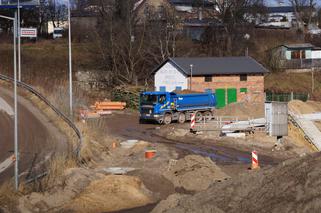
0, 74, 82, 158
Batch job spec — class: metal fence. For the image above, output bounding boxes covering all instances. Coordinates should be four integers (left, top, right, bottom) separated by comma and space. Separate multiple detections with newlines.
279, 59, 321, 69
266, 92, 308, 102
193, 116, 240, 132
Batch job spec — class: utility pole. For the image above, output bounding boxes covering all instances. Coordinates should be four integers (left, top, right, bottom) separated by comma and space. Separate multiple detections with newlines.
68, 0, 73, 118
190, 64, 193, 91
18, 0, 21, 82
312, 69, 315, 93
14, 11, 19, 191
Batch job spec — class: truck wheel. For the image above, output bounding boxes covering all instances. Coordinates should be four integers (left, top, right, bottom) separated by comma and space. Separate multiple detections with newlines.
203, 111, 213, 121
178, 113, 186, 124
163, 113, 172, 125
195, 111, 203, 122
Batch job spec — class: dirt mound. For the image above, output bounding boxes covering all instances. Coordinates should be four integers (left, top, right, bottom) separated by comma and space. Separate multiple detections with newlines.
288, 100, 317, 114
164, 155, 229, 192
18, 168, 104, 212
18, 169, 154, 213
215, 102, 264, 119
64, 175, 154, 213
153, 153, 321, 213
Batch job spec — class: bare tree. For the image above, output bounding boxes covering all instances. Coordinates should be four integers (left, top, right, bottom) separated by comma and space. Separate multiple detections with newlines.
290, 0, 317, 28
203, 0, 265, 55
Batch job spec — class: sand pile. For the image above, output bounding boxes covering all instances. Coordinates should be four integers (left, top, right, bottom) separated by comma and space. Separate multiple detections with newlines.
288, 100, 317, 114
164, 155, 229, 192
153, 153, 321, 213
215, 102, 264, 119
18, 168, 154, 213
18, 168, 104, 212
64, 175, 154, 213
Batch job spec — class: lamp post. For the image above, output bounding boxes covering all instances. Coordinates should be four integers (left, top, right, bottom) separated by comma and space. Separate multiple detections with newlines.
67, 0, 73, 118
244, 33, 250, 57
18, 0, 21, 82
0, 13, 19, 191
190, 64, 193, 91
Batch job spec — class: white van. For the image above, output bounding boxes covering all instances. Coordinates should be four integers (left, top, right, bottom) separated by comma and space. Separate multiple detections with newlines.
53, 27, 64, 39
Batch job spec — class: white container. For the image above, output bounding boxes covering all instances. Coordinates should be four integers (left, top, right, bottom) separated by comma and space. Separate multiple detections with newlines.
120, 140, 138, 149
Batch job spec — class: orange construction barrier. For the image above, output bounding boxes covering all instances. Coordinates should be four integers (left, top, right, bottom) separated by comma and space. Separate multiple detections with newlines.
251, 150, 260, 170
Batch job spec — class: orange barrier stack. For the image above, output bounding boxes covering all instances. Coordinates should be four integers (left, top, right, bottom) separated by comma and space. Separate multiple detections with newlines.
94, 101, 126, 110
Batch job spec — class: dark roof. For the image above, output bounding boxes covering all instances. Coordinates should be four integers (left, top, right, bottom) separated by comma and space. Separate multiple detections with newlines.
169, 0, 214, 7
267, 6, 294, 13
183, 18, 221, 27
282, 43, 315, 50
155, 57, 269, 76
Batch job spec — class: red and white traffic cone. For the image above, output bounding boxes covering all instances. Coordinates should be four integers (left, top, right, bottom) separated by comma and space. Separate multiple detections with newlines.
251, 150, 260, 170
190, 113, 196, 130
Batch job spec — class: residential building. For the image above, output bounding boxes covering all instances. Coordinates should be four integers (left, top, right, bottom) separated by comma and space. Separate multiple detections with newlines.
153, 57, 269, 106
271, 43, 321, 71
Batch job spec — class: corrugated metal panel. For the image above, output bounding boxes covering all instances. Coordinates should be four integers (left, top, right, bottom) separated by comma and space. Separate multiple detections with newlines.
265, 102, 288, 136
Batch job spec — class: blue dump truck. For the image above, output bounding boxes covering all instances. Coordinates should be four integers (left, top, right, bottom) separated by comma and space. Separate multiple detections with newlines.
139, 91, 217, 124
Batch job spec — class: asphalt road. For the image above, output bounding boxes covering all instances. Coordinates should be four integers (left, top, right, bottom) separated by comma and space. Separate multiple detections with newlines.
0, 86, 68, 183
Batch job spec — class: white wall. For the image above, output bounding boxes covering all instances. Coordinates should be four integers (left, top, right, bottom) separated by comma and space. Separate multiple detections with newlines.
312, 50, 321, 59
47, 21, 68, 34
154, 62, 188, 92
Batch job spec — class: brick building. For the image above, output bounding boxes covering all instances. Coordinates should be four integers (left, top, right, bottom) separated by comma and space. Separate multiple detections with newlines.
153, 57, 269, 108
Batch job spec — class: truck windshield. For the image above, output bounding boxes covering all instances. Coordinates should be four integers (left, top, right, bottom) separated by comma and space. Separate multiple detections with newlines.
140, 94, 158, 105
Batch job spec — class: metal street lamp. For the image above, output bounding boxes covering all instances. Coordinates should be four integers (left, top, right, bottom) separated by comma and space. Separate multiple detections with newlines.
67, 0, 73, 118
190, 64, 193, 91
18, 0, 21, 82
0, 13, 19, 191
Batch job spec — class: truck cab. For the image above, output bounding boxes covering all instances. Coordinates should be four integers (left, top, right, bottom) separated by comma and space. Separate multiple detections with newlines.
140, 92, 173, 123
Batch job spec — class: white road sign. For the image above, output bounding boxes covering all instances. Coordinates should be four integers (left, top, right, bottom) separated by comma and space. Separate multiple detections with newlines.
21, 28, 37, 38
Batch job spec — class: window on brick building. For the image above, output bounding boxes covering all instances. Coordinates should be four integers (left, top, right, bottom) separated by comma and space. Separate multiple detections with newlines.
240, 88, 248, 93
240, 74, 247, 81
205, 75, 213, 82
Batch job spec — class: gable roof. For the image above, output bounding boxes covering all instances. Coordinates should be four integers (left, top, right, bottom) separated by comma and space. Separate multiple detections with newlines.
169, 0, 215, 7
155, 57, 269, 76
267, 6, 294, 13
282, 43, 315, 50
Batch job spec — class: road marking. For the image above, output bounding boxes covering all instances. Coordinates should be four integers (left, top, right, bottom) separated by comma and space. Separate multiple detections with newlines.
0, 155, 15, 174
0, 97, 14, 116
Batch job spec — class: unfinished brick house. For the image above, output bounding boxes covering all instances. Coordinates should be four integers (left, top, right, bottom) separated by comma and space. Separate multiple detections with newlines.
153, 57, 269, 108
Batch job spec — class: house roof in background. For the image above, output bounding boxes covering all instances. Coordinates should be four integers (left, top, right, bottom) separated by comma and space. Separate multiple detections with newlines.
282, 43, 315, 49
267, 6, 294, 13
155, 57, 269, 76
169, 0, 215, 7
